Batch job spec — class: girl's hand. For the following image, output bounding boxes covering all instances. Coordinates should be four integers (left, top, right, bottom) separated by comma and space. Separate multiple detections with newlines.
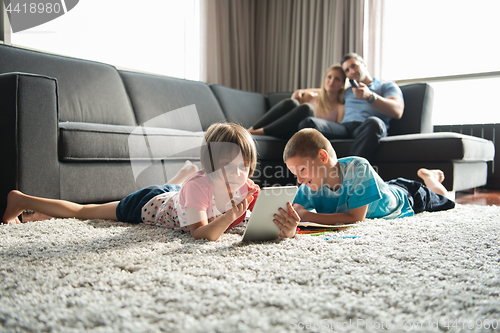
291, 89, 304, 102
189, 189, 257, 241
225, 189, 256, 221
274, 202, 301, 238
301, 91, 318, 104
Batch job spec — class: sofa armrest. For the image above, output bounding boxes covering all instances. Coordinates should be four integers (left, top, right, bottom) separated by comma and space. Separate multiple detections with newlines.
0, 73, 60, 216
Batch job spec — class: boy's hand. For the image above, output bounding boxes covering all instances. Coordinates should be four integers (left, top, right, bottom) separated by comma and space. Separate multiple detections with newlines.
292, 203, 309, 220
274, 202, 300, 238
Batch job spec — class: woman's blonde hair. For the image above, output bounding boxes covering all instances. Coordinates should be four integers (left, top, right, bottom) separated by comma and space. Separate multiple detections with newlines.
200, 122, 257, 177
315, 65, 346, 119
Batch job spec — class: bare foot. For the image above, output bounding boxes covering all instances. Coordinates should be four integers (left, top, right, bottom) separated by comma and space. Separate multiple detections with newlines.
417, 168, 444, 183
167, 160, 199, 185
21, 211, 54, 222
417, 168, 448, 197
3, 190, 26, 224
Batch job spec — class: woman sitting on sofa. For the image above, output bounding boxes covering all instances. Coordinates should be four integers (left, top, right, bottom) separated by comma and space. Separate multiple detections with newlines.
248, 65, 346, 139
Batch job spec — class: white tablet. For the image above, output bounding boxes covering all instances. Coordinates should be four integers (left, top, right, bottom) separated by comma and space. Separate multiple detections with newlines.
242, 186, 298, 242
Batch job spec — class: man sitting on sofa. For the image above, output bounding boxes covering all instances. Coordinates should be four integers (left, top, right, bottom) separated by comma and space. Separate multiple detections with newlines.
297, 53, 405, 163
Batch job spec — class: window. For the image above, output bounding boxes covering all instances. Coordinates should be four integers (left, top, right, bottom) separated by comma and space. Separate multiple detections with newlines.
9, 0, 201, 80
381, 0, 500, 125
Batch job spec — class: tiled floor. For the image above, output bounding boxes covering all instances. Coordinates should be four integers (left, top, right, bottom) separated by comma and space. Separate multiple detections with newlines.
455, 188, 500, 206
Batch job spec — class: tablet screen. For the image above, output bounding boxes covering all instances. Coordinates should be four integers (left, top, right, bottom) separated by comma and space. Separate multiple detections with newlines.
242, 186, 298, 242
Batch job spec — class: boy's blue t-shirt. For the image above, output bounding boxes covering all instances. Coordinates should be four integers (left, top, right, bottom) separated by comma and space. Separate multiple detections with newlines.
293, 157, 414, 219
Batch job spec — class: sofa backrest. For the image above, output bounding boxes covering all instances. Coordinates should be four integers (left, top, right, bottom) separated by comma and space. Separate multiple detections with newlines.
0, 44, 136, 126
267, 92, 293, 109
265, 83, 433, 137
210, 84, 269, 129
388, 83, 433, 136
119, 71, 226, 130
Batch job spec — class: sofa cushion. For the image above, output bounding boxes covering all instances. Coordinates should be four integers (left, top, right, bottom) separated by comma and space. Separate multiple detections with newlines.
376, 161, 488, 192
59, 122, 205, 161
119, 71, 226, 130
0, 44, 136, 126
326, 132, 495, 164
327, 139, 354, 158
376, 132, 495, 163
210, 84, 269, 128
252, 135, 288, 160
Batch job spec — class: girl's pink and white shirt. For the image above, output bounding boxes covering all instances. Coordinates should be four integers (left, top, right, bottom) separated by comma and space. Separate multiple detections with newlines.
141, 170, 259, 232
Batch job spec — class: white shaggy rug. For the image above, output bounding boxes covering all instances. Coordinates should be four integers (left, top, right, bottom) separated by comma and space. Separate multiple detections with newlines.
1, 204, 500, 333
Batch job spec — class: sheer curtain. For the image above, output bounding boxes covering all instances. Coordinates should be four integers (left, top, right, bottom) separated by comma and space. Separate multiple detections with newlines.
202, 0, 256, 90
343, 0, 364, 63
0, 1, 11, 43
203, 0, 365, 94
5, 0, 202, 80
363, 0, 384, 79
255, 0, 345, 94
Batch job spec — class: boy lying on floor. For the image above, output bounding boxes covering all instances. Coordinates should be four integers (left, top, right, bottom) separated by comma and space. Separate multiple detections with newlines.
283, 128, 455, 225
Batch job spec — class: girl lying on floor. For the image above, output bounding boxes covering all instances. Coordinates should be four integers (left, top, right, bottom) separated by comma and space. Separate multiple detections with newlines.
3, 123, 300, 241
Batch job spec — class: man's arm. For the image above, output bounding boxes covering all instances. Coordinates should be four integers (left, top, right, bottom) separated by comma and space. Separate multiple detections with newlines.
353, 82, 404, 119
293, 203, 368, 225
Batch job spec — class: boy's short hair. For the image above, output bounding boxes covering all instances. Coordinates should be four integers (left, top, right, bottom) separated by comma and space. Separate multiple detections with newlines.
283, 128, 336, 162
201, 122, 257, 177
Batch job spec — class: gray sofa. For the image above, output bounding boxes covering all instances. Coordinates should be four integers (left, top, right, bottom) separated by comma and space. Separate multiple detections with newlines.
0, 44, 495, 217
